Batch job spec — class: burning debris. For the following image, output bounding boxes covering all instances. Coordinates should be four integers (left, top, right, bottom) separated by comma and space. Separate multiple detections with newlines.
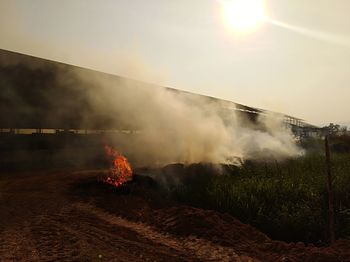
102, 145, 133, 187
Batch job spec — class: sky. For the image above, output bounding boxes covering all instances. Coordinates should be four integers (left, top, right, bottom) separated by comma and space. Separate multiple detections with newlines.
0, 0, 349, 126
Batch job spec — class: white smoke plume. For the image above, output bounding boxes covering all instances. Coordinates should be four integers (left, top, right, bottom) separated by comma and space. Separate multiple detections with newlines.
0, 48, 303, 167
72, 68, 303, 167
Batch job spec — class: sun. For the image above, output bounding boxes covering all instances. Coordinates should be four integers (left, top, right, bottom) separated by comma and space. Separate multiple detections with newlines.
220, 0, 267, 33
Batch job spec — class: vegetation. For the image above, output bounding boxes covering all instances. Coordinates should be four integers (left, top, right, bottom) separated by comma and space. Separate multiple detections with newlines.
166, 136, 350, 244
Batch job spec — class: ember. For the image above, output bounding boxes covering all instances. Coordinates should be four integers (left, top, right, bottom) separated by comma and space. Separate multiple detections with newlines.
103, 145, 133, 187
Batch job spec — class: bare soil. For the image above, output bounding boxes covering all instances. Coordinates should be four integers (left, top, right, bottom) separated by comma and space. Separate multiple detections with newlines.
0, 170, 349, 261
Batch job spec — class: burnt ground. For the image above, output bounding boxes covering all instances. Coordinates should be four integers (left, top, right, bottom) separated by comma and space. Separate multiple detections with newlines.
0, 170, 349, 262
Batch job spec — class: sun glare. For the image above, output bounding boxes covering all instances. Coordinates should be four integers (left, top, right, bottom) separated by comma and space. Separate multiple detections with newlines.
221, 0, 267, 33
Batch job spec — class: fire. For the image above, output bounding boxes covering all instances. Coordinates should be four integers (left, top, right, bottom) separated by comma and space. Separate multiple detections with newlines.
103, 145, 133, 187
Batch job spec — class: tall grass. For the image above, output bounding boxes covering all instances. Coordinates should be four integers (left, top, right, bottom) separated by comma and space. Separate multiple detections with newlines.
168, 152, 350, 244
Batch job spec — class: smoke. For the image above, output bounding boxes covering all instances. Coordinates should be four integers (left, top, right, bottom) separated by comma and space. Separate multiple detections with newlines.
72, 68, 303, 167
0, 49, 303, 168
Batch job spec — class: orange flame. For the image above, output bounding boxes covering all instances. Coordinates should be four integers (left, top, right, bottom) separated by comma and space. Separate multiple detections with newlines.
103, 145, 133, 187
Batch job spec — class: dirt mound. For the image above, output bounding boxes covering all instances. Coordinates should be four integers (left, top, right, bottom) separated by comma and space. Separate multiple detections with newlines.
151, 206, 350, 262
73, 172, 350, 262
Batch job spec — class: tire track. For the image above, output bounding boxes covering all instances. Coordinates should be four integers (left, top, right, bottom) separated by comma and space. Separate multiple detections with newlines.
28, 207, 196, 262
75, 203, 253, 262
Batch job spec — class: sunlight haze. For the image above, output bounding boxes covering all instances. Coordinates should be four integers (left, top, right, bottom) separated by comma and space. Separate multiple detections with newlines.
1, 0, 349, 125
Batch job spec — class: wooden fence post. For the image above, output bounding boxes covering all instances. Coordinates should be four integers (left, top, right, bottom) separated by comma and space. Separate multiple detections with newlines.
325, 135, 335, 245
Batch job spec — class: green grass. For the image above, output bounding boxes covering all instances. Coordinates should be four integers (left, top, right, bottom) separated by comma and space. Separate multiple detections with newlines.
167, 152, 350, 244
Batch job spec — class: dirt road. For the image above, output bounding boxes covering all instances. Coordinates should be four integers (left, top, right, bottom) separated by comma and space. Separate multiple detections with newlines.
0, 170, 249, 261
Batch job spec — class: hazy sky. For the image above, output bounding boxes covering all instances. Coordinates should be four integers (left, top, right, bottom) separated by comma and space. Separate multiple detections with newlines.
1, 0, 350, 125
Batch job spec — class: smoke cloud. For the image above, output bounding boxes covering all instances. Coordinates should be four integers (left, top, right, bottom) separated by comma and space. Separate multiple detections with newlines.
0, 49, 303, 168
72, 68, 303, 167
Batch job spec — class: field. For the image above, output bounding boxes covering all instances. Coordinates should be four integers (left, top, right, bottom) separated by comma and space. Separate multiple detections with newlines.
1, 169, 350, 261
165, 136, 350, 244
1, 136, 350, 261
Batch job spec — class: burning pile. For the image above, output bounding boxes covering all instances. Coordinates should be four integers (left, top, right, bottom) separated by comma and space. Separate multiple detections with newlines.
103, 145, 133, 187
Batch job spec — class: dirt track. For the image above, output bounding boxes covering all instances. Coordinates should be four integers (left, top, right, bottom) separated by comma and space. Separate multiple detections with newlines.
0, 170, 247, 261
0, 170, 349, 261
